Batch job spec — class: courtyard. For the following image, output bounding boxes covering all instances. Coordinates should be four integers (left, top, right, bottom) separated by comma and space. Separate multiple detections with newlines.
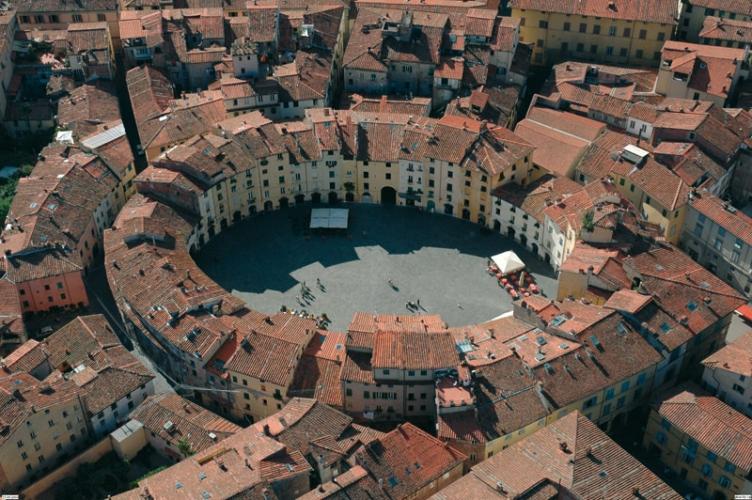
195, 204, 557, 331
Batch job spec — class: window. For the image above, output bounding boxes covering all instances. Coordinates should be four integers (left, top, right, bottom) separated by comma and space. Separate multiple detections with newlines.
657, 32, 665, 41
605, 388, 615, 400
563, 22, 570, 31
701, 463, 712, 478
718, 476, 731, 488
639, 29, 647, 39
538, 20, 548, 28
724, 462, 736, 473
656, 431, 667, 445
732, 383, 745, 395
608, 26, 616, 36
707, 451, 717, 463
623, 27, 631, 37
97, 13, 106, 21
606, 46, 614, 56
592, 25, 601, 35
72, 14, 83, 22
583, 396, 597, 409
346, 388, 352, 396
579, 23, 587, 33
363, 391, 370, 399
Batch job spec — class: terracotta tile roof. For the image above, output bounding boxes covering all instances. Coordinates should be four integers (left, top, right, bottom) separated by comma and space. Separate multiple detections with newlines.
604, 289, 653, 315
434, 57, 464, 80
299, 465, 387, 499
289, 331, 345, 407
371, 330, 459, 371
352, 422, 466, 498
119, 10, 163, 45
434, 411, 680, 500
247, 5, 279, 43
0, 372, 83, 449
492, 174, 582, 224
2, 247, 82, 284
703, 330, 752, 379
514, 109, 603, 176
56, 80, 121, 138
2, 339, 47, 373
623, 246, 745, 350
690, 0, 752, 15
348, 94, 432, 116
662, 41, 746, 99
535, 311, 662, 408
252, 397, 359, 458
73, 365, 153, 414
131, 393, 241, 453
655, 384, 752, 472
575, 129, 653, 180
116, 415, 309, 499
700, 16, 752, 44
0, 144, 121, 267
465, 9, 496, 38
274, 50, 331, 102
689, 191, 752, 247
13, 0, 117, 12
509, 0, 679, 24
341, 351, 375, 384
627, 158, 690, 211
348, 312, 446, 334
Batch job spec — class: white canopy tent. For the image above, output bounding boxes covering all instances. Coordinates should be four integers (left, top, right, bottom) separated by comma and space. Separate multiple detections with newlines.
491, 250, 525, 275
310, 208, 349, 229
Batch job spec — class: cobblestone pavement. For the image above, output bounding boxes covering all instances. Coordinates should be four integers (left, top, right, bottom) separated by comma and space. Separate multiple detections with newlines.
195, 204, 558, 331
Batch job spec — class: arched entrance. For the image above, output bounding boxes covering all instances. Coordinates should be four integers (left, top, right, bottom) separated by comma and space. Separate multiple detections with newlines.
233, 211, 241, 222
295, 194, 305, 205
477, 214, 486, 226
462, 208, 471, 220
507, 227, 515, 239
381, 186, 396, 205
279, 197, 289, 209
328, 191, 338, 204
362, 192, 372, 203
426, 200, 435, 212
520, 234, 527, 247
345, 192, 354, 202
311, 192, 322, 204
220, 219, 228, 230
264, 200, 273, 211
443, 203, 453, 215
532, 243, 539, 255
493, 220, 501, 232
249, 205, 257, 215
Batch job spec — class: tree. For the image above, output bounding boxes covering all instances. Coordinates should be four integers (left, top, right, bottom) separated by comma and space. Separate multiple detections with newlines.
582, 210, 595, 232
177, 437, 195, 458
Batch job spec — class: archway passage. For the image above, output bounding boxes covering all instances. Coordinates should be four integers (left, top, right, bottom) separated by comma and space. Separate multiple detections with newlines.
311, 192, 322, 204
279, 197, 289, 209
264, 201, 273, 211
381, 186, 396, 205
295, 194, 305, 205
328, 192, 338, 204
345, 192, 354, 202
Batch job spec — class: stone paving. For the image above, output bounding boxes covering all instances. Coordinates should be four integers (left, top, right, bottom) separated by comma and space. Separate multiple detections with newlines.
195, 204, 558, 331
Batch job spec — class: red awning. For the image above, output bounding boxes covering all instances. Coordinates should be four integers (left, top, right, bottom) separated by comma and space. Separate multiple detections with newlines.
736, 304, 752, 322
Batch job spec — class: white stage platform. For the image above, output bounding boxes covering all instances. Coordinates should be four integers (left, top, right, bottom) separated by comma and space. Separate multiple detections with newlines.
310, 208, 349, 229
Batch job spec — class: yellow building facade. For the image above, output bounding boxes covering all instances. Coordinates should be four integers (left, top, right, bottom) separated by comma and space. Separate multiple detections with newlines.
511, 5, 677, 67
